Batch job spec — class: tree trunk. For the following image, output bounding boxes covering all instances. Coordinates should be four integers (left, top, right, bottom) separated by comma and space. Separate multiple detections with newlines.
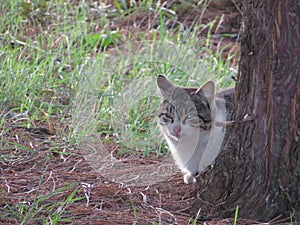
196, 1, 300, 221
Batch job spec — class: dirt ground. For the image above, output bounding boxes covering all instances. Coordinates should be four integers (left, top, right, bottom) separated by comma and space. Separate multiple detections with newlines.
1, 118, 266, 225
1, 3, 290, 225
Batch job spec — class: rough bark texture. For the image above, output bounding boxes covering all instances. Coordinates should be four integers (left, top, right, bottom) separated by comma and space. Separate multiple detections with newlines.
196, 1, 300, 221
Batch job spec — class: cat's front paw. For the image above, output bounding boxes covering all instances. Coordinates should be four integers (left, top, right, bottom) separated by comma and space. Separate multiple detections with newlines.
183, 173, 197, 184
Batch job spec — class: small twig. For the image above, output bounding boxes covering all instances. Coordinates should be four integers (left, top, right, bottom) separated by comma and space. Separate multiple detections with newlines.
42, 171, 56, 193
81, 182, 92, 206
243, 113, 254, 122
215, 114, 254, 128
5, 179, 10, 193
69, 159, 82, 172
215, 120, 235, 127
0, 109, 7, 119
214, 14, 225, 34
140, 192, 147, 204
9, 33, 43, 52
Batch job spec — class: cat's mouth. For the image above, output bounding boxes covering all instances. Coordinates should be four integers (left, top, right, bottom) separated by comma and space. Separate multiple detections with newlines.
174, 133, 181, 139
171, 131, 181, 140
168, 132, 180, 141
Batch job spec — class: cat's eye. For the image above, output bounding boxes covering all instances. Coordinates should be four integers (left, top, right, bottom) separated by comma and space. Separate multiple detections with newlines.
159, 112, 173, 122
164, 113, 173, 120
186, 114, 196, 119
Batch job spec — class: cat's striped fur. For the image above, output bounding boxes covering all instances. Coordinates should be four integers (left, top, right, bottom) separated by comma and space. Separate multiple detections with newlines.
157, 75, 234, 184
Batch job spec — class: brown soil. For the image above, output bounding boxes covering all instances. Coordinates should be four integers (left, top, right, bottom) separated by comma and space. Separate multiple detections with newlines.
0, 117, 264, 225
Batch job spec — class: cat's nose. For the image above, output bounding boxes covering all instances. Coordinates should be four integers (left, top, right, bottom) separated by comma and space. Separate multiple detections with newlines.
173, 126, 181, 138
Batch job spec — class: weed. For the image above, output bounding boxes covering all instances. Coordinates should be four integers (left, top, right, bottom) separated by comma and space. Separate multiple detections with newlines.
234, 205, 239, 225
129, 189, 138, 225
189, 208, 202, 225
19, 183, 80, 225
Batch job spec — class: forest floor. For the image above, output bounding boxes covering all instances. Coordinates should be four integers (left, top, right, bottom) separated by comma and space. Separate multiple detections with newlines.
0, 1, 291, 224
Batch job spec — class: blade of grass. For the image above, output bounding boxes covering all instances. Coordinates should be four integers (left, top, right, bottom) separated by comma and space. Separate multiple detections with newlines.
234, 205, 239, 225
50, 184, 82, 225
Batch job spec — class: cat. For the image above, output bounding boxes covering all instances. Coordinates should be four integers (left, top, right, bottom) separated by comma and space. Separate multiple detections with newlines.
157, 75, 234, 184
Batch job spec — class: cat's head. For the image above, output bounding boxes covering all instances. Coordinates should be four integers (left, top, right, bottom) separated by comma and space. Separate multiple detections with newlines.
156, 75, 216, 142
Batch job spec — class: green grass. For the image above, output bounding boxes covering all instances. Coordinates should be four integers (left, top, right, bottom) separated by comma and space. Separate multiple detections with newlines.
20, 183, 81, 225
0, 0, 235, 154
0, 164, 81, 224
189, 208, 202, 225
0, 0, 237, 222
234, 205, 239, 225
72, 39, 236, 158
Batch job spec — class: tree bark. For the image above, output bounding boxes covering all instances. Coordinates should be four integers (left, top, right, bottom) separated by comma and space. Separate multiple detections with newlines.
196, 1, 300, 221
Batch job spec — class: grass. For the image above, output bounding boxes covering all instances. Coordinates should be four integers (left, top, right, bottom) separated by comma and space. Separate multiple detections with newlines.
1, 161, 81, 224
0, 0, 238, 223
1, 0, 236, 155
189, 208, 202, 225
20, 183, 81, 225
234, 205, 239, 225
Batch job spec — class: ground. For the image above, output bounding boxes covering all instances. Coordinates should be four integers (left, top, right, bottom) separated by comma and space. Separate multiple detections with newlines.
1, 118, 265, 224
0, 1, 290, 224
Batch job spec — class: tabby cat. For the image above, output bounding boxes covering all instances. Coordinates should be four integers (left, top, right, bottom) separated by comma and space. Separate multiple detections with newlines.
157, 75, 234, 184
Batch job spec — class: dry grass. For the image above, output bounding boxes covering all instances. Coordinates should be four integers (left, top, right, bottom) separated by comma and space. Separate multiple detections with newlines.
1, 118, 268, 225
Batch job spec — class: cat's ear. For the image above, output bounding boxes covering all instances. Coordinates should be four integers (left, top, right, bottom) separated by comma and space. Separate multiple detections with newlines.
156, 75, 175, 92
196, 81, 215, 101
